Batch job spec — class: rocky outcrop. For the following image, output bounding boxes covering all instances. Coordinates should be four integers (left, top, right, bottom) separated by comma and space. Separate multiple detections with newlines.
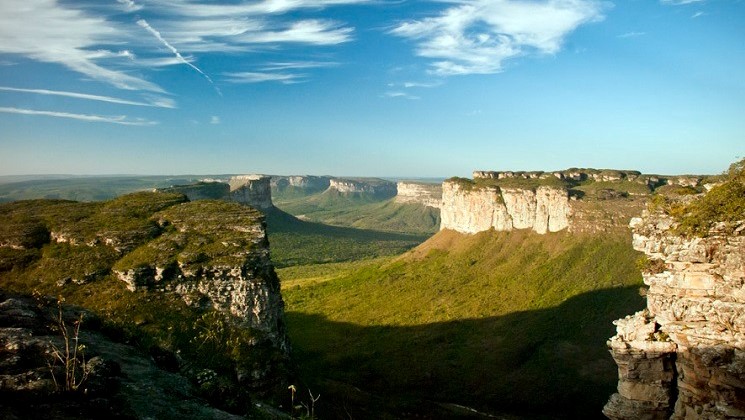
394, 182, 442, 208
113, 201, 288, 358
0, 293, 249, 419
327, 178, 396, 198
440, 180, 570, 234
229, 175, 273, 211
271, 175, 331, 193
159, 182, 230, 201
473, 169, 702, 190
604, 213, 745, 419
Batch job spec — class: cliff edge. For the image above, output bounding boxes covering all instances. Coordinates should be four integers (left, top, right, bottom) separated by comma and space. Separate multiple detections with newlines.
603, 163, 745, 419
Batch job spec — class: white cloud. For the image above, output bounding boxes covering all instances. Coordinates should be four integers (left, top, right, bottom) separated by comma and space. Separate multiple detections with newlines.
383, 91, 420, 100
261, 61, 339, 71
0, 86, 175, 108
149, 0, 371, 17
0, 0, 164, 92
691, 11, 705, 18
618, 31, 646, 38
234, 20, 353, 45
660, 0, 705, 5
116, 0, 143, 12
0, 106, 157, 125
391, 0, 607, 76
210, 116, 220, 124
223, 71, 306, 84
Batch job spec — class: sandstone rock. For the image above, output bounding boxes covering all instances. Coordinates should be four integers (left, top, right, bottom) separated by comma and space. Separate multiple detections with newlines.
395, 181, 442, 208
604, 211, 745, 419
229, 175, 273, 211
439, 180, 570, 234
327, 178, 397, 197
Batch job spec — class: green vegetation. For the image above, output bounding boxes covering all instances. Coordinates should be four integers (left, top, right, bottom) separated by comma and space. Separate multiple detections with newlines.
281, 229, 645, 418
0, 192, 280, 414
574, 180, 652, 198
266, 208, 428, 267
0, 175, 211, 203
672, 158, 745, 236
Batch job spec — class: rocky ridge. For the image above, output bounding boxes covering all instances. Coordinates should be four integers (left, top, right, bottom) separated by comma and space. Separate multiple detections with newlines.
440, 179, 571, 234
327, 178, 397, 198
394, 181, 442, 209
603, 212, 745, 419
156, 175, 274, 211
271, 175, 331, 193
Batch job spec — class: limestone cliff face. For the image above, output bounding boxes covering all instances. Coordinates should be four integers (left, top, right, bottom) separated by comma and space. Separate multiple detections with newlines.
113, 201, 288, 358
439, 181, 570, 234
604, 214, 745, 419
328, 178, 397, 197
229, 175, 273, 211
271, 175, 331, 192
394, 182, 442, 208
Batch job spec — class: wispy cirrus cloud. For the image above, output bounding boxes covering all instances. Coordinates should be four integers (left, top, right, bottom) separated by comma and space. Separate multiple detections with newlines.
618, 31, 646, 38
390, 0, 607, 76
0, 0, 164, 92
148, 0, 371, 17
383, 91, 420, 100
0, 106, 157, 126
691, 11, 705, 18
0, 86, 175, 108
223, 71, 306, 84
660, 0, 705, 5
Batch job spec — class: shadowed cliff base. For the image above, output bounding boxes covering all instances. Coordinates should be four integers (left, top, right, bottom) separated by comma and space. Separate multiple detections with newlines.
286, 286, 645, 419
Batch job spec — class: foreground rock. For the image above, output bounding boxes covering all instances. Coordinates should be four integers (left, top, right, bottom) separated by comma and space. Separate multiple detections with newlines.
604, 212, 745, 419
0, 293, 246, 419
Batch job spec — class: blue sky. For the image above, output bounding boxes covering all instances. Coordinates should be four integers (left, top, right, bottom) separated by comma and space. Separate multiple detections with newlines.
0, 0, 743, 177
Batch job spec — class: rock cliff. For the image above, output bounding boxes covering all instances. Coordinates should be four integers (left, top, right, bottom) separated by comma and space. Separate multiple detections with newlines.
271, 175, 331, 193
603, 212, 745, 419
156, 175, 274, 212
394, 182, 442, 208
229, 175, 274, 211
439, 180, 570, 234
0, 193, 289, 391
327, 178, 397, 198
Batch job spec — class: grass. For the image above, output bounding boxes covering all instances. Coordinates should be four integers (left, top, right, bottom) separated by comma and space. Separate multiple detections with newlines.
0, 192, 285, 413
266, 208, 429, 267
280, 229, 645, 418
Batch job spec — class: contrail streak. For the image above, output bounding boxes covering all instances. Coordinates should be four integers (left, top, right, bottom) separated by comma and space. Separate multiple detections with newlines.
136, 19, 221, 94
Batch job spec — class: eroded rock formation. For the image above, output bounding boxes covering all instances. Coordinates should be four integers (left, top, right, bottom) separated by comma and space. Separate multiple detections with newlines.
327, 178, 397, 197
394, 182, 442, 208
229, 175, 273, 210
604, 213, 745, 419
271, 175, 331, 193
439, 180, 570, 234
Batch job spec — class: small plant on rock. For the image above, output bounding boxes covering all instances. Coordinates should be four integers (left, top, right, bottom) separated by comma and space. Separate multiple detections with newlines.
48, 297, 90, 392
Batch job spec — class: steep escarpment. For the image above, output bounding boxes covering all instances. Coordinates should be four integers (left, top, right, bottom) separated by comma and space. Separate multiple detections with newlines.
440, 179, 570, 234
0, 192, 289, 397
327, 178, 396, 198
156, 175, 275, 211
604, 200, 745, 416
271, 175, 331, 194
394, 181, 442, 208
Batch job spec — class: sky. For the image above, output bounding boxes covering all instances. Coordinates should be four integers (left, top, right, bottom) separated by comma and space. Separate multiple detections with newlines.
0, 0, 743, 178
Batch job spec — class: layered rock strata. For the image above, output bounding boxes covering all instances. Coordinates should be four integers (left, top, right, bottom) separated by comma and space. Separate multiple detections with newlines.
440, 180, 570, 234
229, 175, 273, 211
394, 182, 442, 208
327, 178, 396, 197
271, 175, 331, 193
113, 201, 288, 355
604, 214, 745, 419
